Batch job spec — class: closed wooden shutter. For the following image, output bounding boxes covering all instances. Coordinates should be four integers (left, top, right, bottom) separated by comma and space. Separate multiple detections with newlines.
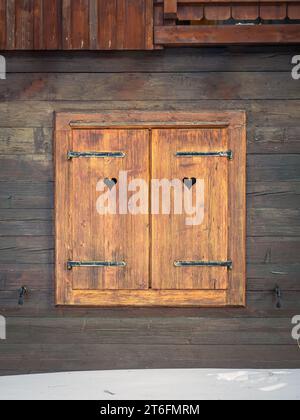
70, 129, 150, 291
152, 128, 229, 291
55, 111, 246, 307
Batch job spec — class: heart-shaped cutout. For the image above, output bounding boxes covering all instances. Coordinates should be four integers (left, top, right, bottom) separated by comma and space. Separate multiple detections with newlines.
104, 178, 118, 190
183, 178, 197, 190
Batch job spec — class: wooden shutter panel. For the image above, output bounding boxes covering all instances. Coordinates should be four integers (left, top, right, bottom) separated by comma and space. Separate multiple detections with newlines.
55, 111, 246, 307
70, 129, 150, 291
55, 125, 150, 304
152, 128, 229, 291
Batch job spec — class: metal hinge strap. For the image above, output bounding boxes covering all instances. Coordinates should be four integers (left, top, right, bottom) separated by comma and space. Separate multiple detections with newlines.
174, 261, 233, 269
67, 261, 127, 270
175, 151, 233, 160
67, 151, 125, 160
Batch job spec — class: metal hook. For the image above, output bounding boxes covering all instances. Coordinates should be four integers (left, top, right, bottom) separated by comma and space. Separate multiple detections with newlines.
18, 286, 28, 306
275, 286, 282, 309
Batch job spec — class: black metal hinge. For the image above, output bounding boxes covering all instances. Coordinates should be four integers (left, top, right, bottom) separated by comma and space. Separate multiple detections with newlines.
175, 151, 233, 160
174, 261, 233, 269
67, 151, 125, 160
67, 261, 127, 270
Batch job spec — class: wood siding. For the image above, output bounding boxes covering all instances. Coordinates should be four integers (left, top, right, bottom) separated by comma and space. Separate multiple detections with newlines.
0, 47, 300, 374
0, 0, 154, 50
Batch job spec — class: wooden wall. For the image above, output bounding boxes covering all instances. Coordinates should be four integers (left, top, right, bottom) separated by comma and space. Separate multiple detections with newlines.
0, 0, 153, 50
0, 47, 300, 375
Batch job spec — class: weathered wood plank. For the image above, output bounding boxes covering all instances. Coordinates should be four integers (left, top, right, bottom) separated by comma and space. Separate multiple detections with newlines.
42, 0, 62, 50
1, 73, 300, 101
1, 289, 300, 318
0, 128, 51, 155
248, 209, 300, 237
1, 100, 300, 129
0, 264, 53, 290
248, 127, 300, 154
70, 0, 89, 50
248, 237, 300, 264
5, 317, 296, 345
0, 0, 6, 49
0, 182, 53, 209
4, 48, 299, 73
0, 344, 299, 374
0, 209, 53, 236
0, 156, 52, 181
15, 0, 34, 50
0, 236, 53, 265
155, 25, 300, 46
6, 0, 16, 49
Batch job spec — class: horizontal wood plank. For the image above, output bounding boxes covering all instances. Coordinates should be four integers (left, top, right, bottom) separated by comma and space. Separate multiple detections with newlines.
1, 73, 299, 101
4, 49, 300, 73
155, 25, 300, 45
0, 344, 299, 375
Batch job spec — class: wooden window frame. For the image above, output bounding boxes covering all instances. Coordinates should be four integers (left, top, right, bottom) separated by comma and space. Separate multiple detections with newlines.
155, 0, 300, 46
55, 110, 246, 307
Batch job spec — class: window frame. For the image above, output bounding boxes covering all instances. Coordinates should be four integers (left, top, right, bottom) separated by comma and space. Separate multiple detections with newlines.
55, 110, 246, 307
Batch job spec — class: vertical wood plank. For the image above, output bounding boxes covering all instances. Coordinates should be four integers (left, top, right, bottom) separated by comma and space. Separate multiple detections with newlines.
116, 0, 126, 49
89, 0, 98, 49
15, 0, 34, 49
0, 0, 6, 49
124, 0, 145, 49
232, 4, 259, 21
288, 4, 300, 19
43, 0, 62, 50
154, 2, 164, 26
62, 0, 71, 49
227, 116, 247, 307
55, 129, 74, 305
71, 0, 89, 49
71, 129, 150, 291
33, 0, 43, 49
144, 0, 154, 50
205, 5, 232, 21
152, 128, 229, 291
6, 0, 15, 49
260, 3, 287, 20
164, 0, 177, 19
98, 0, 117, 49
177, 5, 204, 22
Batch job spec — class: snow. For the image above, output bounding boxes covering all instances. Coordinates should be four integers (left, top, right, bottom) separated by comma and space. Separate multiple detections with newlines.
0, 369, 300, 400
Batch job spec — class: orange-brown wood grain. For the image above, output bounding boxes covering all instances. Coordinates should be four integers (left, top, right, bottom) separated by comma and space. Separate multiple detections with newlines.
260, 2, 288, 20
15, 0, 34, 49
70, 129, 150, 291
55, 111, 246, 307
232, 4, 260, 20
288, 3, 300, 18
151, 128, 229, 291
204, 4, 231, 20
1, 0, 154, 50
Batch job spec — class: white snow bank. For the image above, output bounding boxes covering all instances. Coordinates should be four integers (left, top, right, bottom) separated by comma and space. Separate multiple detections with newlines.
0, 369, 299, 400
